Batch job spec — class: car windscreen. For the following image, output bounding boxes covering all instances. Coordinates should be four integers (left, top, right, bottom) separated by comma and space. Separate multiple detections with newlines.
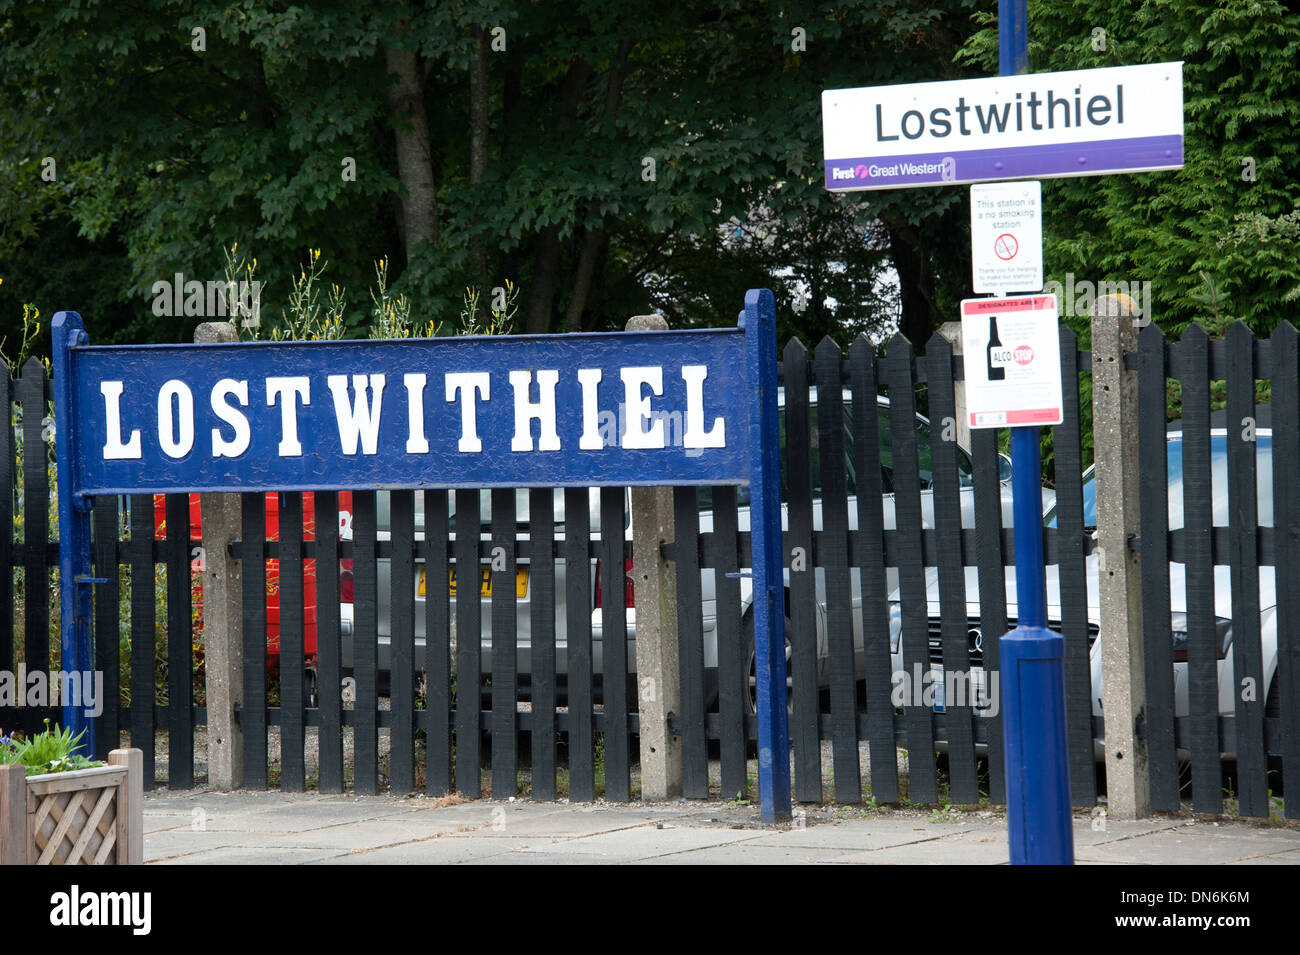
1045, 433, 1273, 529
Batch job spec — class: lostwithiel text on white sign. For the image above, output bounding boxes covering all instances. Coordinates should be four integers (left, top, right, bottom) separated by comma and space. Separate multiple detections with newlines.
822, 61, 1183, 191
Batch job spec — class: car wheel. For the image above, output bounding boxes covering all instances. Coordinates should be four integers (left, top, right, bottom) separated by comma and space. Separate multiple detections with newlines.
304, 668, 319, 709
743, 612, 795, 717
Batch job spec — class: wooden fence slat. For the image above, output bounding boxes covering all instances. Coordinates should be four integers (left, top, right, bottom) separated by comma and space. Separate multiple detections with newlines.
314, 490, 344, 793
423, 489, 453, 796
783, 338, 821, 803
240, 493, 268, 789
1179, 326, 1222, 812
529, 488, 557, 801
971, 428, 1008, 803
924, 333, 978, 805
1053, 326, 1096, 806
599, 486, 631, 802
885, 334, 937, 803
0, 373, 12, 679
1269, 322, 1300, 819
672, 486, 708, 797
279, 493, 305, 792
815, 337, 862, 803
564, 487, 594, 801
490, 488, 518, 798
20, 361, 50, 737
453, 489, 482, 797
163, 493, 192, 789
1225, 322, 1268, 817
351, 490, 379, 795
849, 337, 900, 803
92, 498, 121, 761
129, 495, 157, 789
389, 489, 416, 793
711, 484, 746, 799
1138, 324, 1178, 808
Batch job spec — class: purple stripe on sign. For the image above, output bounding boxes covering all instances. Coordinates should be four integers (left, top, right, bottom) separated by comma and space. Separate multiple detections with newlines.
824, 135, 1183, 189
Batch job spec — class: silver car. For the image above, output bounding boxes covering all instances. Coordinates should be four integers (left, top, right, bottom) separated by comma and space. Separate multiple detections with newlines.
341, 393, 1047, 702
889, 421, 1281, 757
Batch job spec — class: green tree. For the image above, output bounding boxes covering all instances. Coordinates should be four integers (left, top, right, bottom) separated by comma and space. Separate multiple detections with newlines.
958, 0, 1300, 339
1, 0, 985, 349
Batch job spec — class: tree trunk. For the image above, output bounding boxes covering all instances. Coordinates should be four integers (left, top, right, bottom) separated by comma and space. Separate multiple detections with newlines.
886, 219, 938, 347
385, 43, 437, 267
566, 228, 608, 329
523, 59, 591, 334
564, 41, 633, 330
468, 26, 490, 291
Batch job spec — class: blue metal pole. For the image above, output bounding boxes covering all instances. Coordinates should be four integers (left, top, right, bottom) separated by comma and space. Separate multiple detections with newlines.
997, 3, 1074, 864
998, 0, 1029, 76
742, 288, 792, 823
51, 311, 96, 756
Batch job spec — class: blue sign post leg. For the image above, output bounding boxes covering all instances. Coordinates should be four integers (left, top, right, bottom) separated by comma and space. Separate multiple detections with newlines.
995, 0, 1073, 866
742, 289, 791, 823
51, 311, 96, 756
1001, 426, 1073, 863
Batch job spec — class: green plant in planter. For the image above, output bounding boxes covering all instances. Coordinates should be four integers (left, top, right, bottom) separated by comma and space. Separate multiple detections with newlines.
0, 720, 103, 776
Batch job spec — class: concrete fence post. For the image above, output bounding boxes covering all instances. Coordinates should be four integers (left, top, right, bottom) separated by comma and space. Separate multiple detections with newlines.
938, 322, 971, 453
1090, 295, 1149, 819
194, 322, 244, 790
626, 314, 682, 800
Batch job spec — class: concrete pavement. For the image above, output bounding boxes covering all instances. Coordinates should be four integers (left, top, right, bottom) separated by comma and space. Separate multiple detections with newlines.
141, 789, 1300, 865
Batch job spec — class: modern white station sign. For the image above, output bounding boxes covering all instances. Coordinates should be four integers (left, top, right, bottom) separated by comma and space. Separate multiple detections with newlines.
822, 61, 1183, 191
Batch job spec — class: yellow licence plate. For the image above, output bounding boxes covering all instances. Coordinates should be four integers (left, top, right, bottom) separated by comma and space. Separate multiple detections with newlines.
418, 566, 528, 598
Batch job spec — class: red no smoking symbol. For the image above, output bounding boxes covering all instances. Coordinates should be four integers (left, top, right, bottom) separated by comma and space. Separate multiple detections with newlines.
994, 233, 1018, 260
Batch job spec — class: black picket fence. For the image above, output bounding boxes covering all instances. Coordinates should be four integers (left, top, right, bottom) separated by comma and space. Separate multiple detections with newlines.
1, 325, 1294, 817
1135, 322, 1300, 818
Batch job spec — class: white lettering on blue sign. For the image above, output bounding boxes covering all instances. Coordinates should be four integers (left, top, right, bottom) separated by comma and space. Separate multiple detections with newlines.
509, 369, 561, 452
100, 381, 142, 460
97, 366, 732, 464
266, 377, 310, 457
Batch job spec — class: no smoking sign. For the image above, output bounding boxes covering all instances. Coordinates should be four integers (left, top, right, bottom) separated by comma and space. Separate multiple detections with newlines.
971, 181, 1042, 293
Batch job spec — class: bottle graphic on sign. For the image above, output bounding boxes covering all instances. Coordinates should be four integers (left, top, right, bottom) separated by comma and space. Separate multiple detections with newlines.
986, 316, 1006, 381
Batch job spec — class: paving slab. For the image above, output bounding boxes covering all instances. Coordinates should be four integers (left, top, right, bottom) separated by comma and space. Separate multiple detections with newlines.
834, 827, 1010, 865
645, 843, 858, 864
153, 846, 346, 865
319, 838, 524, 865
745, 817, 987, 851
511, 822, 767, 859
137, 788, 1300, 865
1072, 824, 1300, 865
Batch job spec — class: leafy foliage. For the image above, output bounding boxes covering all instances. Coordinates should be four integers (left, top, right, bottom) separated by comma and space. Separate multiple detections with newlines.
0, 720, 102, 775
959, 1, 1300, 340
0, 0, 985, 350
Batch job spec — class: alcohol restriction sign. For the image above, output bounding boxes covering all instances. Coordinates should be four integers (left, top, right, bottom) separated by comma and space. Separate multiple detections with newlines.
960, 294, 1062, 428
971, 180, 1042, 293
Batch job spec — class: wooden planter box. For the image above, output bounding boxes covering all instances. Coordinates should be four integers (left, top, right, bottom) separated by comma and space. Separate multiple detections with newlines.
0, 748, 143, 865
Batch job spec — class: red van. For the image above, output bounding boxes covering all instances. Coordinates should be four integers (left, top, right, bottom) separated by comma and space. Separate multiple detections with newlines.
153, 492, 351, 693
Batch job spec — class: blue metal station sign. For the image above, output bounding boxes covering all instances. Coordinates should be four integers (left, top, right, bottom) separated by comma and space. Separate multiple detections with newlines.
52, 290, 793, 821
67, 329, 748, 495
